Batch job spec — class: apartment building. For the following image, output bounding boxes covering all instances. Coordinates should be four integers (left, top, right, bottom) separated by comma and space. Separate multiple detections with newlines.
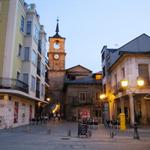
0, 0, 47, 129
101, 34, 150, 125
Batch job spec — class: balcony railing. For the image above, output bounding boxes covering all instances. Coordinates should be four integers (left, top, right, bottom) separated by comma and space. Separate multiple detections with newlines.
71, 97, 93, 107
0, 78, 28, 93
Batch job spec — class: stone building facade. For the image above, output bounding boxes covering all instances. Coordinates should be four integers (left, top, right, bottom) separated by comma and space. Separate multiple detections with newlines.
101, 34, 150, 125
64, 65, 102, 121
47, 21, 102, 120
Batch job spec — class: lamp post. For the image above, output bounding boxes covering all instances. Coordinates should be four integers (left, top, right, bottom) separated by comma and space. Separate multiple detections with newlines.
120, 78, 144, 139
99, 94, 109, 127
120, 78, 144, 125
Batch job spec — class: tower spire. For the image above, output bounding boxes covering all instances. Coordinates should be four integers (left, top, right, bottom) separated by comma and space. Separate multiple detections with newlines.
55, 18, 59, 34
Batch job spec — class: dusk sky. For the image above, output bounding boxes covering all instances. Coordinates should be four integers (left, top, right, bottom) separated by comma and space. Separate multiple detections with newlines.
26, 0, 150, 72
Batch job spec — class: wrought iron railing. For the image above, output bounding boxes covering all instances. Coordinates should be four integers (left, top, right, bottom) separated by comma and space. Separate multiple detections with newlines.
71, 97, 93, 107
0, 78, 28, 93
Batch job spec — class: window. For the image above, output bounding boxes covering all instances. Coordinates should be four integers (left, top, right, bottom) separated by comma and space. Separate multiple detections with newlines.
41, 84, 44, 96
17, 72, 20, 80
31, 76, 35, 91
121, 67, 125, 79
96, 92, 100, 100
41, 63, 45, 76
26, 21, 32, 35
31, 50, 37, 65
138, 64, 150, 85
103, 84, 106, 93
24, 47, 30, 61
23, 73, 28, 84
79, 92, 87, 102
20, 16, 24, 32
34, 25, 39, 42
18, 44, 22, 57
103, 66, 105, 77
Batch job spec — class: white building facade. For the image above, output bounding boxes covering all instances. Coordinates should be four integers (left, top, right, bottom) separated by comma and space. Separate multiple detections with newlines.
101, 34, 150, 125
0, 0, 47, 129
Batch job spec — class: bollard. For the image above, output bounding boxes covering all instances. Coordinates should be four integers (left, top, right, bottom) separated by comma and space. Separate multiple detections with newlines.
133, 123, 140, 140
110, 122, 114, 138
67, 129, 71, 137
47, 128, 51, 135
26, 126, 31, 133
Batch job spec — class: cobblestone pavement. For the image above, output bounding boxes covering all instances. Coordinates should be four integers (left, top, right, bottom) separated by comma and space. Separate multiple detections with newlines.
0, 120, 150, 150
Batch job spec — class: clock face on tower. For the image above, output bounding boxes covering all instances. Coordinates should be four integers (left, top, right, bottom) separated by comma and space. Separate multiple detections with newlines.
54, 41, 60, 49
54, 54, 59, 60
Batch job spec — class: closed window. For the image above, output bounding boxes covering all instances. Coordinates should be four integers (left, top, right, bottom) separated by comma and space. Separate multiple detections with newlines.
114, 74, 117, 89
18, 44, 22, 57
26, 21, 32, 35
20, 16, 24, 32
79, 92, 87, 103
41, 63, 45, 76
96, 92, 100, 100
34, 25, 39, 42
31, 50, 37, 65
41, 84, 45, 96
17, 72, 20, 80
24, 47, 30, 61
31, 76, 35, 91
121, 67, 125, 79
103, 66, 105, 77
23, 73, 28, 84
138, 64, 150, 85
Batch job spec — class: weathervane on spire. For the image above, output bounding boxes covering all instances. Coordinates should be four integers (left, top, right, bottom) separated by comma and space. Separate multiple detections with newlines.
55, 17, 59, 34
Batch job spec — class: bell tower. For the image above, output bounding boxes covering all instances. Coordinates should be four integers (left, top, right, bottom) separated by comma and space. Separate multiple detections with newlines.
47, 19, 66, 106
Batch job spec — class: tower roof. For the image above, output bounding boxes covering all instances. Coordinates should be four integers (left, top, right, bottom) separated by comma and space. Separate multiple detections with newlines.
52, 19, 65, 39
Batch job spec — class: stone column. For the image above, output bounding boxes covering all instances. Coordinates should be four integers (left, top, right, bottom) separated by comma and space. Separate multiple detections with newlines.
129, 93, 135, 126
141, 98, 147, 125
120, 97, 124, 113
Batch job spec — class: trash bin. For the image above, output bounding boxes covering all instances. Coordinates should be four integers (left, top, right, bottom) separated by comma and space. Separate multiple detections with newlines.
78, 122, 88, 137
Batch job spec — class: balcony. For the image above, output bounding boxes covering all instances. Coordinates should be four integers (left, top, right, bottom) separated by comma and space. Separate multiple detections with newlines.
71, 97, 93, 107
0, 78, 28, 93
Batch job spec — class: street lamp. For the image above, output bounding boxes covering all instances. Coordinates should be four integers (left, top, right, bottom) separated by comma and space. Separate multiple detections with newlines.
46, 98, 51, 102
120, 78, 144, 139
137, 78, 144, 87
121, 78, 144, 124
121, 78, 144, 89
100, 94, 106, 100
